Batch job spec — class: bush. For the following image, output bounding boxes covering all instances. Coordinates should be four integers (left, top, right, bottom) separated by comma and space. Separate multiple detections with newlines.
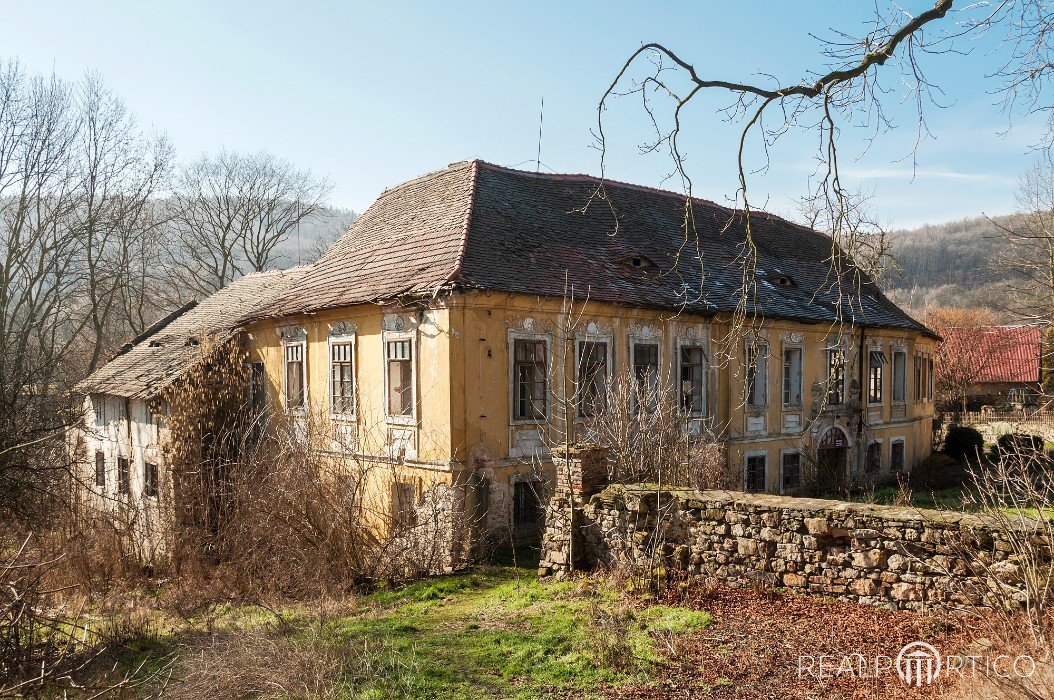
943, 425, 984, 463
996, 433, 1045, 458
908, 453, 966, 491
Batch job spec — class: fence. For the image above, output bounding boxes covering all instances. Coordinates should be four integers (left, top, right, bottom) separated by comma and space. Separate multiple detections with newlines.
958, 409, 1054, 428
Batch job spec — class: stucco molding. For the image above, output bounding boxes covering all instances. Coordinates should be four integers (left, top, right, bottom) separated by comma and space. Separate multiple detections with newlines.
780, 331, 805, 345
276, 324, 307, 340
627, 323, 661, 340
328, 321, 358, 337
506, 315, 554, 334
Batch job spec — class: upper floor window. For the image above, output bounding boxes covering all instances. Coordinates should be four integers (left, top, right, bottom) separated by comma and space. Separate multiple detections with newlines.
513, 338, 547, 421
632, 341, 660, 413
868, 350, 886, 404
93, 396, 106, 427
680, 345, 707, 416
94, 451, 105, 489
892, 350, 907, 402
826, 347, 845, 406
914, 354, 923, 403
386, 338, 415, 418
117, 456, 130, 495
144, 462, 158, 498
250, 361, 266, 413
577, 340, 608, 417
745, 341, 768, 408
782, 346, 803, 407
927, 356, 934, 401
284, 341, 306, 410
330, 340, 355, 415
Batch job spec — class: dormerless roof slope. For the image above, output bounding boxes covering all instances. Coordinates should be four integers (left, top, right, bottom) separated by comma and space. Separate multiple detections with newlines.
78, 268, 306, 399
266, 159, 931, 336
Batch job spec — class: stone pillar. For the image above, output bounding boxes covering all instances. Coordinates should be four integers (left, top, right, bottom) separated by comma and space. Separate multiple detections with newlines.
539, 444, 610, 576
552, 443, 610, 497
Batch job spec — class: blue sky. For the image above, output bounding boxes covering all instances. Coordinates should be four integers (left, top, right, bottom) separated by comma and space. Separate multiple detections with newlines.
0, 1, 1045, 228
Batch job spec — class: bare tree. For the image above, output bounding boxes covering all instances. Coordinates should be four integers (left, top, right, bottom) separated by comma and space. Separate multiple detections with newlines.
994, 157, 1054, 325
922, 306, 1000, 412
169, 149, 331, 296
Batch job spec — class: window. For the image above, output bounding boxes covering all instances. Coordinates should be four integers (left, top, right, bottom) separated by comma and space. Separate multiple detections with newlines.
867, 441, 882, 473
330, 341, 355, 415
94, 451, 105, 489
927, 356, 934, 401
144, 462, 158, 498
914, 354, 923, 403
513, 479, 543, 527
577, 340, 609, 417
826, 348, 845, 405
890, 440, 905, 473
680, 346, 707, 415
392, 479, 417, 529
745, 453, 767, 493
250, 361, 266, 413
386, 338, 414, 418
781, 451, 801, 492
93, 396, 105, 427
513, 338, 547, 420
632, 341, 660, 413
284, 342, 306, 409
745, 342, 768, 407
892, 350, 907, 402
117, 457, 130, 495
868, 351, 886, 404
782, 346, 803, 406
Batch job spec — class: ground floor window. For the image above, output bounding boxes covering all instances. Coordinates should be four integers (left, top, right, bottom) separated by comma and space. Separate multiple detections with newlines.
513, 479, 543, 527
867, 441, 882, 473
391, 479, 418, 529
890, 440, 905, 473
745, 453, 767, 493
781, 452, 801, 492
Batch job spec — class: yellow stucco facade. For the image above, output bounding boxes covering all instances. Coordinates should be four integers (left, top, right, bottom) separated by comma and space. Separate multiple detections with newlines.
245, 290, 936, 539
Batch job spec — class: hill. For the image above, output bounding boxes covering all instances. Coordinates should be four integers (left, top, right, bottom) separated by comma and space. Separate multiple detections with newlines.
883, 214, 1017, 315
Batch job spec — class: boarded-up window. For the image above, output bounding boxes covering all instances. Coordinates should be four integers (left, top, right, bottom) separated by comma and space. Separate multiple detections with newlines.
680, 346, 706, 415
144, 462, 158, 498
867, 442, 882, 473
117, 457, 130, 495
392, 479, 417, 529
250, 361, 266, 413
387, 339, 414, 417
331, 342, 355, 415
513, 339, 547, 420
94, 451, 105, 489
892, 350, 907, 402
577, 340, 608, 417
745, 454, 767, 493
285, 343, 305, 409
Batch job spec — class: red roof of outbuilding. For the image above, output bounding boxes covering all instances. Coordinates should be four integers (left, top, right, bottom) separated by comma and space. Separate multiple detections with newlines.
973, 325, 1042, 384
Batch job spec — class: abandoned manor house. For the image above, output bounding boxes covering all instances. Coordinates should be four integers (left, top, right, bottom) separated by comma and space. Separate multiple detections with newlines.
74, 159, 938, 561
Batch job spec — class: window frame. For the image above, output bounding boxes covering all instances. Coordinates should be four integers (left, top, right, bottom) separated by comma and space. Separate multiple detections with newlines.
117, 456, 130, 495
282, 337, 308, 412
744, 450, 768, 493
678, 340, 708, 417
745, 340, 769, 409
575, 335, 612, 419
779, 449, 802, 494
890, 437, 906, 474
927, 355, 934, 402
825, 346, 846, 406
94, 450, 106, 490
143, 461, 158, 499
510, 332, 550, 424
383, 331, 417, 425
891, 349, 907, 403
328, 332, 357, 418
866, 440, 882, 473
867, 350, 886, 405
630, 337, 661, 415
782, 344, 803, 408
914, 353, 923, 403
512, 477, 544, 528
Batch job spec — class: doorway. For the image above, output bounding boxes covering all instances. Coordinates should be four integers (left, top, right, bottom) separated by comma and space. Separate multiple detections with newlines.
817, 427, 850, 490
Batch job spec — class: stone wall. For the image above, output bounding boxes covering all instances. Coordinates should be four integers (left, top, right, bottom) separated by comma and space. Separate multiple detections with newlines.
539, 481, 1045, 611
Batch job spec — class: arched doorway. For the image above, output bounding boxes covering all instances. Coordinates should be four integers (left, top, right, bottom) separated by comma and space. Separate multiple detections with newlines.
817, 426, 851, 489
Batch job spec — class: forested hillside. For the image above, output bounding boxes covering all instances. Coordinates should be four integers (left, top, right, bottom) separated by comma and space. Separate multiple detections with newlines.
883, 214, 1017, 315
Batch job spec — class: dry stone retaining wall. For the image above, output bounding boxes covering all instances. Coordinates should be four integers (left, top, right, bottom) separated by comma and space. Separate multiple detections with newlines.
539, 483, 1044, 611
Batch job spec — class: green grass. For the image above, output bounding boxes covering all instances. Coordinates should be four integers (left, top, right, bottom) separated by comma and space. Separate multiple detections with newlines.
117, 566, 712, 699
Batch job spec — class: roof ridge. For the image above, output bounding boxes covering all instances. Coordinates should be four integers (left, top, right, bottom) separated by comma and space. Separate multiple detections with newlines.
440, 159, 479, 292
372, 159, 476, 205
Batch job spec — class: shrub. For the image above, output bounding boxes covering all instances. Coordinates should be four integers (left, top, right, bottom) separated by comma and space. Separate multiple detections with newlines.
943, 425, 984, 463
996, 433, 1045, 458
908, 452, 966, 491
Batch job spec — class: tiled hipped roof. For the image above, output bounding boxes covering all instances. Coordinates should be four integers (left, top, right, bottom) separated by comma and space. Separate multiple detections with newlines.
970, 325, 1042, 384
267, 160, 931, 337
77, 268, 306, 400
